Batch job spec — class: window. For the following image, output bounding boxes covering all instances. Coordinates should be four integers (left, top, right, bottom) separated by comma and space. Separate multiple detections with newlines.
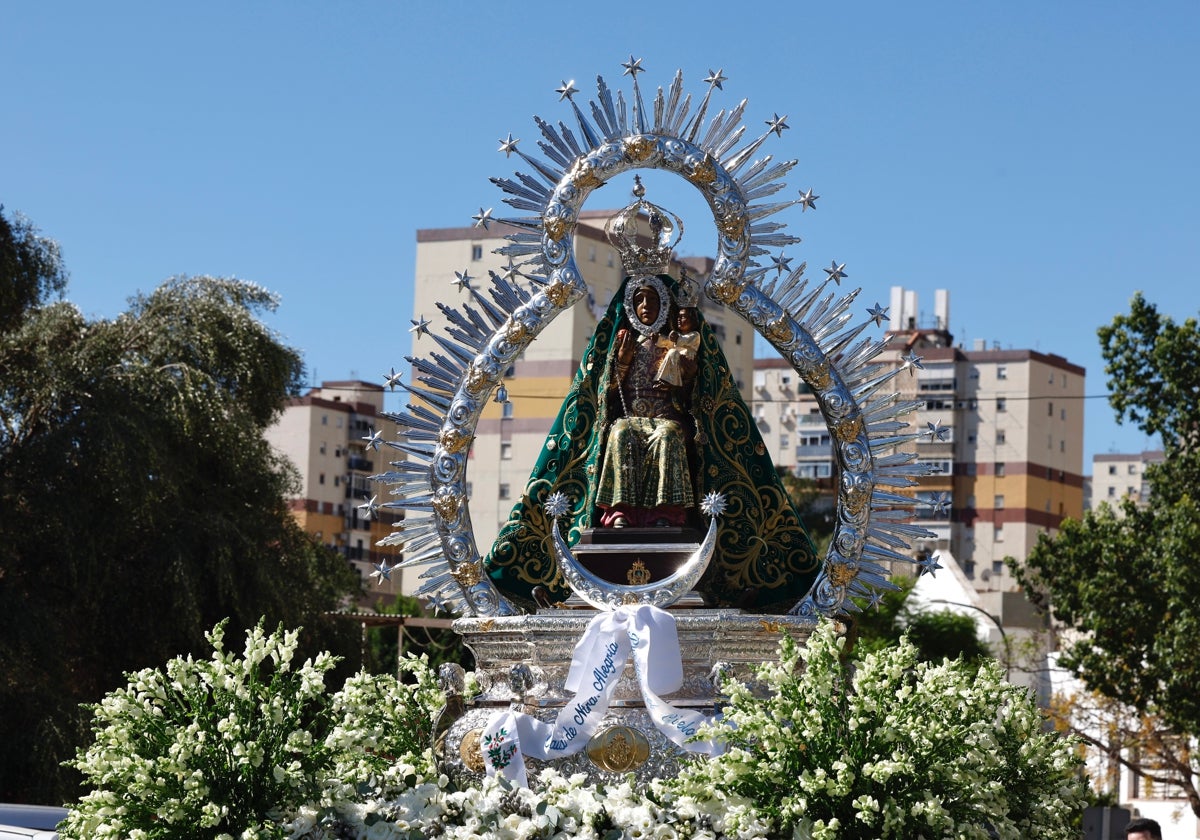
1108, 465, 1117, 475
1128, 464, 1138, 474
606, 252, 614, 267
735, 332, 742, 345
996, 397, 1007, 412
500, 442, 513, 460
498, 483, 511, 500
996, 365, 1008, 380
993, 526, 1004, 543
588, 245, 596, 261
502, 401, 514, 419
321, 415, 328, 425
995, 462, 1006, 477
471, 244, 483, 260
994, 494, 1005, 509
781, 374, 791, 386
465, 482, 473, 497
319, 473, 325, 485
319, 442, 326, 455
1107, 486, 1117, 497
1059, 440, 1064, 452
780, 435, 789, 448
1048, 402, 1054, 417
996, 430, 1006, 445
927, 460, 953, 475
333, 475, 340, 487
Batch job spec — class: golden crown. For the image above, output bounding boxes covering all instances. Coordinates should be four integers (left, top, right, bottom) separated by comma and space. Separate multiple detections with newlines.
604, 176, 684, 274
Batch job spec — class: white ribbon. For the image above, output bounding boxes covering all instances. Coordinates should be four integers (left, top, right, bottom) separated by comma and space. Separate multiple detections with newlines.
482, 604, 725, 785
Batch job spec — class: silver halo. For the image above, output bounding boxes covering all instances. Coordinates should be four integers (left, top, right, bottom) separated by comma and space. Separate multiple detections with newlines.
623, 274, 671, 337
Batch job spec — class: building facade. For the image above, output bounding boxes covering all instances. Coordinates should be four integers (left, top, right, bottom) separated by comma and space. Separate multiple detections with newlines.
412, 211, 756, 554
748, 286, 1086, 625
1090, 450, 1163, 511
264, 380, 405, 603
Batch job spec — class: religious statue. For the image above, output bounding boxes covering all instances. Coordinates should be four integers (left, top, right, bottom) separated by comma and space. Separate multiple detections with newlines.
596, 274, 697, 529
483, 184, 821, 613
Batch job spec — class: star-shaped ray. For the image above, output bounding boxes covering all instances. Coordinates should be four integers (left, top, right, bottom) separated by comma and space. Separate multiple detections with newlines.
926, 420, 950, 442
798, 187, 819, 211
410, 316, 431, 338
362, 430, 384, 451
497, 133, 519, 157
704, 68, 727, 90
370, 559, 393, 583
472, 207, 493, 229
917, 553, 943, 577
383, 367, 403, 390
867, 303, 889, 327
358, 494, 380, 520
771, 252, 793, 275
556, 80, 578, 101
765, 113, 790, 136
823, 260, 847, 284
901, 351, 925, 373
453, 269, 473, 292
621, 55, 644, 77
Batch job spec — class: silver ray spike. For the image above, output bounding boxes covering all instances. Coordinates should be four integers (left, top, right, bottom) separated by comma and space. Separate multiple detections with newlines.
567, 99, 602, 149
736, 154, 774, 187
513, 148, 563, 186
416, 574, 457, 598
534, 115, 573, 164
708, 99, 747, 155
713, 124, 746, 159
435, 304, 487, 351
386, 441, 437, 462
868, 432, 928, 451
748, 231, 802, 251
490, 175, 549, 207
862, 543, 918, 565
595, 75, 620, 139
465, 287, 510, 328
493, 215, 544, 231
872, 489, 924, 508
589, 98, 614, 140
392, 545, 448, 569
382, 410, 439, 435
837, 337, 888, 373
668, 92, 692, 135
628, 65, 647, 133
409, 353, 461, 389
495, 241, 542, 260
822, 321, 873, 361
747, 200, 802, 223
741, 157, 799, 192
556, 120, 583, 159
724, 125, 786, 174
873, 451, 919, 468
864, 399, 924, 423
843, 361, 892, 390
661, 70, 684, 130
428, 331, 475, 367
744, 178, 791, 202
399, 383, 451, 412
808, 289, 861, 340
876, 461, 944, 479
370, 472, 433, 494
866, 419, 912, 437
852, 365, 916, 401
652, 85, 665, 131
787, 277, 835, 321
866, 525, 913, 550
870, 521, 938, 543
615, 90, 628, 134
683, 72, 722, 143
775, 272, 810, 313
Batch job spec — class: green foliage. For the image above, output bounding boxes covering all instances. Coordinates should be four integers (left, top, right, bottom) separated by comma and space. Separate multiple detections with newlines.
849, 575, 991, 666
676, 621, 1086, 839
363, 595, 474, 674
1012, 293, 1200, 816
0, 214, 360, 802
0, 207, 68, 333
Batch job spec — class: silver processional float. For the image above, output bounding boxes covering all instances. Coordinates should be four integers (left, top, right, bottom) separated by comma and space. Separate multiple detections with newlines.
360, 59, 940, 783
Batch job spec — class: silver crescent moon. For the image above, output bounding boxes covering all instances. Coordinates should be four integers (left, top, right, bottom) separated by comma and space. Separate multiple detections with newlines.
550, 516, 719, 610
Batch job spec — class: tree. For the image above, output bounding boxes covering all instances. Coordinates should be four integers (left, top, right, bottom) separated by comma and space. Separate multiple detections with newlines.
848, 574, 992, 666
0, 208, 361, 803
1012, 293, 1200, 816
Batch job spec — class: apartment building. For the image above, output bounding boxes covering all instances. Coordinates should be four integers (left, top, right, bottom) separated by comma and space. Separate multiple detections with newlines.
264, 380, 405, 603
412, 210, 755, 554
1090, 450, 1164, 510
749, 286, 1086, 625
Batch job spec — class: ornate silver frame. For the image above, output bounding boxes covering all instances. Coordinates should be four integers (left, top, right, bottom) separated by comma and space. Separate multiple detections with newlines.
371, 62, 937, 619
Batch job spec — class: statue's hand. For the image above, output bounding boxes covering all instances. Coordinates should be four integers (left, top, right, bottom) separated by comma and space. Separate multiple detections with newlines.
616, 328, 636, 365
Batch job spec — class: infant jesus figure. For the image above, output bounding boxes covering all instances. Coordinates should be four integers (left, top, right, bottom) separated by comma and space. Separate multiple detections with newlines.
655, 306, 701, 387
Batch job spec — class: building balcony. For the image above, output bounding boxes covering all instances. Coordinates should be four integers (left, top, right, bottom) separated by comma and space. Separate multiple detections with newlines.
347, 455, 374, 472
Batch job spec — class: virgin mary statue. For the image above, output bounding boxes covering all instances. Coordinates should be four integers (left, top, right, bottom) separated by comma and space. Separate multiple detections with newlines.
484, 194, 820, 614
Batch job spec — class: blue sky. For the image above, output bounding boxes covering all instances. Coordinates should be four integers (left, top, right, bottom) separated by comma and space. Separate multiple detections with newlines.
4, 2, 1197, 471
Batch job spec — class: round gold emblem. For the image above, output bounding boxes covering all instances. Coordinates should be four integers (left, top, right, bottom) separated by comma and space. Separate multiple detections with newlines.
459, 728, 486, 773
586, 725, 651, 773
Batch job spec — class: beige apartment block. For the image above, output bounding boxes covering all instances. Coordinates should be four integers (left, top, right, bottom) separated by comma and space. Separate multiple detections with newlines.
878, 286, 1086, 624
1090, 450, 1163, 510
264, 380, 405, 604
412, 210, 755, 557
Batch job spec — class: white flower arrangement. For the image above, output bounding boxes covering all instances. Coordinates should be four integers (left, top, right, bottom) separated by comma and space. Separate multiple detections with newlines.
63, 620, 1086, 840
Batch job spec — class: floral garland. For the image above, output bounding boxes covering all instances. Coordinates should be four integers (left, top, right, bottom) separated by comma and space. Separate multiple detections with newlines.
62, 621, 1087, 840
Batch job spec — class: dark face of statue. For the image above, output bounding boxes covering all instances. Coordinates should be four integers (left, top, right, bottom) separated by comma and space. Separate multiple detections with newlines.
633, 288, 660, 327
677, 308, 697, 332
